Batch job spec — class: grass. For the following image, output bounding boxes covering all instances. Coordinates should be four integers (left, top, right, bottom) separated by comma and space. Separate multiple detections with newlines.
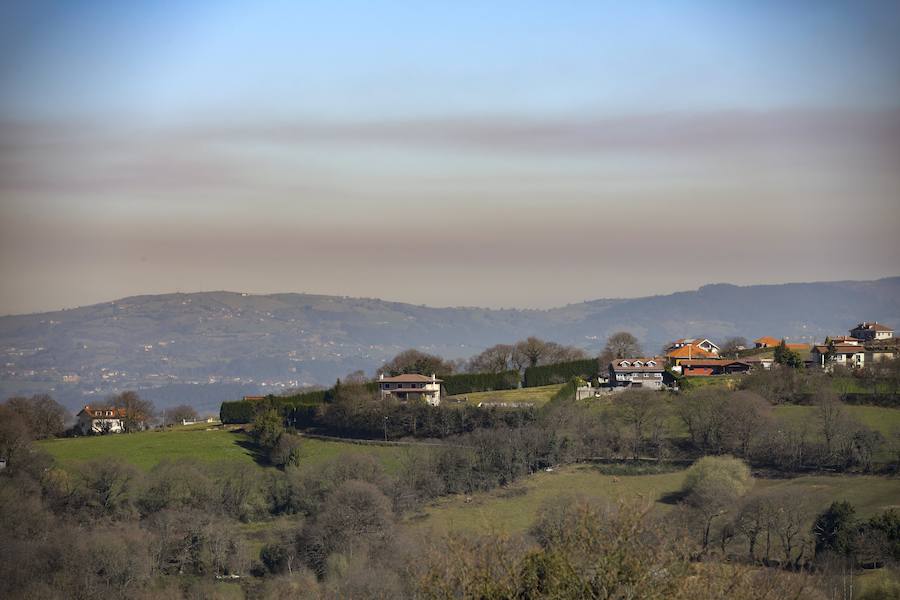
411, 463, 900, 535
38, 426, 407, 473
448, 383, 565, 407
773, 404, 900, 438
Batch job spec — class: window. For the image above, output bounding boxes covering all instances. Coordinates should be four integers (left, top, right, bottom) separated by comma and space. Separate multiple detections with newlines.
647, 361, 656, 366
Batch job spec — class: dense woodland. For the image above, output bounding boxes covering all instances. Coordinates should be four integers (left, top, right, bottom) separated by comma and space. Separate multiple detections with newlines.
2, 339, 900, 598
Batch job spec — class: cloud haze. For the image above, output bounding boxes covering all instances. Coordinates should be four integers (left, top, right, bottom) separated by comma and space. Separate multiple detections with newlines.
1, 2, 899, 314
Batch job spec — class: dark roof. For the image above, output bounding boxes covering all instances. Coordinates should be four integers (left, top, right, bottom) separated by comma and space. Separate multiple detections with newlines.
680, 359, 751, 368
812, 344, 865, 354
610, 358, 665, 372
380, 374, 443, 383
852, 322, 893, 332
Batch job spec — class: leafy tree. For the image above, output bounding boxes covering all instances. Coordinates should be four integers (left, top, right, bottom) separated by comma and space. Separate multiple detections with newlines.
814, 501, 858, 557
774, 340, 803, 369
252, 408, 285, 452
682, 456, 752, 554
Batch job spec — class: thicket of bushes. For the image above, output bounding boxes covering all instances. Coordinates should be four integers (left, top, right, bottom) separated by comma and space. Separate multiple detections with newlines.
524, 358, 600, 387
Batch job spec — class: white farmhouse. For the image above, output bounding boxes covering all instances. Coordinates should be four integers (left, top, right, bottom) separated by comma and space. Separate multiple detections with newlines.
849, 322, 894, 342
77, 405, 127, 434
378, 373, 443, 406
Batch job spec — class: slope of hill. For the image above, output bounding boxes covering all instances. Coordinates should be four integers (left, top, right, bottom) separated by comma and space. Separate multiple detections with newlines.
1, 277, 898, 410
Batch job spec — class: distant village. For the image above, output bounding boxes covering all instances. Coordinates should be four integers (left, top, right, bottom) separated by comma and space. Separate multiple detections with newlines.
73, 320, 897, 433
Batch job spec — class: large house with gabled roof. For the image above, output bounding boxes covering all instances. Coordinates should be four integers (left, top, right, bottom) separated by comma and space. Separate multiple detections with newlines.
378, 373, 443, 406
77, 405, 128, 435
608, 357, 668, 390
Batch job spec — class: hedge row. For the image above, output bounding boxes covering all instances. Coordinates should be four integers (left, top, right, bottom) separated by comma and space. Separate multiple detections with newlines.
524, 358, 601, 388
440, 370, 519, 396
287, 400, 536, 439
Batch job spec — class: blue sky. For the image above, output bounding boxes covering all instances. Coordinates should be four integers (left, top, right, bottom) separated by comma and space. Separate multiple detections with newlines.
1, 1, 899, 313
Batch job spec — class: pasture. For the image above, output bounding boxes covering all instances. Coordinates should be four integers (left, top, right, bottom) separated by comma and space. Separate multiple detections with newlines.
448, 383, 564, 407
411, 463, 900, 535
38, 426, 407, 473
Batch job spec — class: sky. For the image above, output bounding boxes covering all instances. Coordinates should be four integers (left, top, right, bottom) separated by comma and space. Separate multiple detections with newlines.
1, 1, 899, 315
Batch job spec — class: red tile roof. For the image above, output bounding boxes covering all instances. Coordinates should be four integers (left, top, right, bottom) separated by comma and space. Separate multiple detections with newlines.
683, 368, 714, 377
666, 345, 717, 359
754, 336, 781, 347
78, 405, 127, 419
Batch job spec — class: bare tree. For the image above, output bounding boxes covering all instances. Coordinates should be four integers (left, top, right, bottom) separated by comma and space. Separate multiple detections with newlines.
720, 336, 748, 357
3, 394, 69, 438
815, 391, 846, 458
722, 391, 773, 458
604, 331, 642, 359
109, 391, 156, 431
163, 404, 198, 425
515, 337, 551, 368
469, 344, 514, 373
380, 349, 454, 376
614, 390, 665, 459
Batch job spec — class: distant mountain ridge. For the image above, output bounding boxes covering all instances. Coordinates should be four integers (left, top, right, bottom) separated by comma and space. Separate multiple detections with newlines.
1, 277, 898, 411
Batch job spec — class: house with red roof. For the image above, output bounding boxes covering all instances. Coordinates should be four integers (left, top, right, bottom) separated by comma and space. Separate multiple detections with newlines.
77, 405, 128, 435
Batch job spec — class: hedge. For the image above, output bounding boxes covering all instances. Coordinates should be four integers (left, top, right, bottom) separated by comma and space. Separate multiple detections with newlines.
524, 358, 601, 388
440, 370, 519, 395
220, 400, 255, 424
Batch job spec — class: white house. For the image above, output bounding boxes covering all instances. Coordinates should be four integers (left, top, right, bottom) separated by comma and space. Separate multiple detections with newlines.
849, 322, 894, 342
378, 373, 443, 406
811, 343, 866, 370
608, 358, 667, 390
77, 405, 128, 434
666, 338, 720, 355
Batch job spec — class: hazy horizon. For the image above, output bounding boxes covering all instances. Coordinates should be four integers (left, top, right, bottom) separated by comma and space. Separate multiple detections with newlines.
2, 2, 899, 315
3, 274, 899, 319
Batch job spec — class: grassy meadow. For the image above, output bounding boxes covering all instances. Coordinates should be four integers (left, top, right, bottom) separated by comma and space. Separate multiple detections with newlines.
448, 383, 564, 406
38, 426, 407, 473
410, 463, 900, 535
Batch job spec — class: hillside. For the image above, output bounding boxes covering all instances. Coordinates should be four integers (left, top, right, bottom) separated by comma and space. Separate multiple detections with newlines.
2, 277, 899, 410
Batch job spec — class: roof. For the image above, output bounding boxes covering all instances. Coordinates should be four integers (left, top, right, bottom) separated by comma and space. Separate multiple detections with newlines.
679, 359, 751, 368
78, 405, 127, 419
380, 374, 443, 383
786, 343, 809, 350
852, 322, 893, 332
812, 344, 866, 354
610, 358, 665, 372
829, 336, 862, 343
668, 338, 719, 350
665, 345, 717, 359
684, 368, 714, 377
754, 336, 781, 346
383, 387, 438, 393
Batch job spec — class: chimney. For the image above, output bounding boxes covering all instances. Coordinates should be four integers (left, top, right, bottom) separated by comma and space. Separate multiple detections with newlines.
379, 373, 384, 380
431, 373, 436, 382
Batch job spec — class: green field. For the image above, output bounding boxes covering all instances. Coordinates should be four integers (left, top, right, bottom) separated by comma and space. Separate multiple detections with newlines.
411, 463, 900, 535
38, 427, 407, 473
448, 383, 564, 406
773, 404, 900, 438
